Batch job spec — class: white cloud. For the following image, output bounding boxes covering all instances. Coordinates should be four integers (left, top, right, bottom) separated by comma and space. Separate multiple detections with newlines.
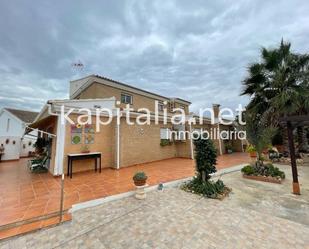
0, 0, 308, 112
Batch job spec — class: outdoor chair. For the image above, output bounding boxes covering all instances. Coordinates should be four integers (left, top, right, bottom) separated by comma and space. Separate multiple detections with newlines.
28, 155, 49, 172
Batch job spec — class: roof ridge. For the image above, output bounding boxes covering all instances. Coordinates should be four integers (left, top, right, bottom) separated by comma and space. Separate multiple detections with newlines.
92, 74, 192, 104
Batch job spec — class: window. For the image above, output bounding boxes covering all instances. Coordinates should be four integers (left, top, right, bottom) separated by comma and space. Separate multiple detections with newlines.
177, 131, 186, 140
158, 102, 164, 112
179, 105, 185, 110
160, 128, 171, 140
121, 93, 133, 104
174, 125, 186, 140
6, 118, 10, 132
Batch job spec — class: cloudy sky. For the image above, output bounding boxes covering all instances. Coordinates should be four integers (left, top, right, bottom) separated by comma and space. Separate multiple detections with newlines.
0, 0, 308, 113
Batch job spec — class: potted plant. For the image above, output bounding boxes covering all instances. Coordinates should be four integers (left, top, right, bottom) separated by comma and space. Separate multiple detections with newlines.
246, 145, 257, 158
225, 143, 233, 154
133, 171, 148, 186
34, 137, 48, 154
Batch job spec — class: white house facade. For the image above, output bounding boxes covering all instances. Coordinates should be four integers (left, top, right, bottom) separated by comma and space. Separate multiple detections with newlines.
0, 108, 38, 161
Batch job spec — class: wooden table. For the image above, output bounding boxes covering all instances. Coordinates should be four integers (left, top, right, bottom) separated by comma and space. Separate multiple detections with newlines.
67, 152, 101, 178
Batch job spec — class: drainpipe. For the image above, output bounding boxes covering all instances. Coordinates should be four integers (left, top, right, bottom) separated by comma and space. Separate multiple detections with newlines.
189, 123, 194, 160
116, 122, 120, 169
217, 123, 223, 155
213, 104, 223, 156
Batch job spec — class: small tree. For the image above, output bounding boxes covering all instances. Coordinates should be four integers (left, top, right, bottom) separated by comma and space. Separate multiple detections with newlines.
194, 138, 217, 182
245, 111, 277, 167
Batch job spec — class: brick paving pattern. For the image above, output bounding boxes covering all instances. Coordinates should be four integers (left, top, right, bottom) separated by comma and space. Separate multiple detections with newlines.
0, 153, 249, 230
1, 162, 308, 249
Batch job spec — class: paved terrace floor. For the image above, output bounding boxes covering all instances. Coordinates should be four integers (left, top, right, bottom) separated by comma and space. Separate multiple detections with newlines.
0, 153, 249, 238
0, 163, 308, 248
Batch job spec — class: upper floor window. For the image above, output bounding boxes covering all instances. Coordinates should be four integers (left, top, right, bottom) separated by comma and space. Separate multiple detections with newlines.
158, 102, 164, 112
179, 105, 185, 110
121, 93, 133, 104
6, 118, 10, 132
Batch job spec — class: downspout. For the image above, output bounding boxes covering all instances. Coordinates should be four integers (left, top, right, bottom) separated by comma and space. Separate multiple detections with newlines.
189, 123, 194, 159
116, 122, 120, 169
217, 123, 223, 155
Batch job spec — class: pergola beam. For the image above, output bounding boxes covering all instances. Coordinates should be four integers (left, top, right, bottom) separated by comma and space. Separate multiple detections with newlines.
286, 121, 300, 194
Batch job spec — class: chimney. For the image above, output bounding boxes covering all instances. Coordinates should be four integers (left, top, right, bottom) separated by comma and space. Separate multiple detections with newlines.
212, 104, 220, 119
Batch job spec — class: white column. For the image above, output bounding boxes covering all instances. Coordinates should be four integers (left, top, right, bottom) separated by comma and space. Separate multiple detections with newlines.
189, 123, 194, 159
217, 123, 223, 155
116, 122, 120, 169
54, 116, 66, 175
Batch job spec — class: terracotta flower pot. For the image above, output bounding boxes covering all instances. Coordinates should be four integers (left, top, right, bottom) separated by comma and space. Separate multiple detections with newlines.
249, 152, 257, 157
133, 179, 147, 186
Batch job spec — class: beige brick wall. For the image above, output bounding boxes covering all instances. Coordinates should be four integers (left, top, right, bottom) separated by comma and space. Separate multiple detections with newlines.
119, 118, 192, 167
77, 82, 190, 114
62, 115, 115, 174
45, 113, 240, 175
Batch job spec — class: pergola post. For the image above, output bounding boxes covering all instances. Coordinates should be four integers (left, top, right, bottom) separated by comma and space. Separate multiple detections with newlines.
286, 121, 300, 195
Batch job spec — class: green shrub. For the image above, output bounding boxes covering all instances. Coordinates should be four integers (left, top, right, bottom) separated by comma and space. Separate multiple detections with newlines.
241, 165, 256, 175
194, 138, 217, 181
265, 163, 285, 179
133, 171, 147, 181
246, 145, 256, 153
160, 139, 172, 146
241, 163, 285, 179
182, 138, 230, 199
182, 177, 226, 198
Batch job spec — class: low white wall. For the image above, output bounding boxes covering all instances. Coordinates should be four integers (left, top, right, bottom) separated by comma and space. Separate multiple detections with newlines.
20, 136, 36, 157
0, 136, 21, 160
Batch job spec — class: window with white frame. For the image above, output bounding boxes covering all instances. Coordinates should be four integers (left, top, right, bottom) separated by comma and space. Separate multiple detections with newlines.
158, 101, 164, 112
160, 128, 171, 140
121, 93, 133, 104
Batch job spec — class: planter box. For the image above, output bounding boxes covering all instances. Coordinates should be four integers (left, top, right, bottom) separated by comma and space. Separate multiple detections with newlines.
243, 174, 282, 184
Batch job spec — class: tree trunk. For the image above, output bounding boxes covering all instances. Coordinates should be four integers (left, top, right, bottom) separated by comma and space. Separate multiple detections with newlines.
201, 171, 206, 182
287, 122, 300, 195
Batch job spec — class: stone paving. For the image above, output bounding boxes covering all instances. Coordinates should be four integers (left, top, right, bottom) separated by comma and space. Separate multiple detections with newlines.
0, 163, 308, 249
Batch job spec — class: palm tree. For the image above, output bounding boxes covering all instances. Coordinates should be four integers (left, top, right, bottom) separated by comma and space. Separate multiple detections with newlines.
241, 40, 309, 152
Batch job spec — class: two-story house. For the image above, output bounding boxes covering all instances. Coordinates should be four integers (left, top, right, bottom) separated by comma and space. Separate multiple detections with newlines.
31, 75, 242, 176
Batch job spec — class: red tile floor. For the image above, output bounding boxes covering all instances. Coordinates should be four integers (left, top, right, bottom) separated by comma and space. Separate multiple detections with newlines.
0, 153, 249, 239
